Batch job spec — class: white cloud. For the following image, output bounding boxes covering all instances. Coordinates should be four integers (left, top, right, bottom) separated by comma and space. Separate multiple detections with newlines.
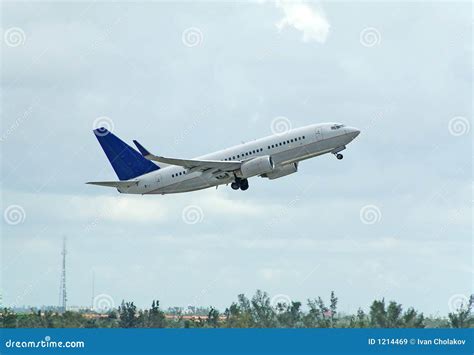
275, 0, 330, 43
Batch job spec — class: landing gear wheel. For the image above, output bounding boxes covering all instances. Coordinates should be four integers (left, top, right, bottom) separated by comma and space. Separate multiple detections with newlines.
336, 153, 343, 160
240, 179, 249, 191
231, 182, 240, 190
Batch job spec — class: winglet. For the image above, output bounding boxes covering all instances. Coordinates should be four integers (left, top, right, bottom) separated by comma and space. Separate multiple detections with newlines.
133, 140, 151, 157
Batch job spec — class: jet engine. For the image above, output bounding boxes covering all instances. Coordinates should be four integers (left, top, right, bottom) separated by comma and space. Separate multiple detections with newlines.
239, 156, 274, 178
262, 162, 298, 180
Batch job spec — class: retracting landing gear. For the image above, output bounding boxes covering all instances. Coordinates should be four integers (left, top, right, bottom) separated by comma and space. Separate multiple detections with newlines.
230, 177, 249, 191
332, 146, 346, 160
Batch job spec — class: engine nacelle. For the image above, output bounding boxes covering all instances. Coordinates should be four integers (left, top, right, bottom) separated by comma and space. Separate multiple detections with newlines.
262, 162, 298, 180
239, 155, 274, 178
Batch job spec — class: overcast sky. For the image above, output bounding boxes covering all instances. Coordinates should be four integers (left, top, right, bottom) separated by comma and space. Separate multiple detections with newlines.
1, 1, 472, 316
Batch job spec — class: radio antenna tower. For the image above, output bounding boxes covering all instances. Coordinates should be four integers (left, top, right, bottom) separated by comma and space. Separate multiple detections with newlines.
90, 271, 95, 310
59, 236, 67, 313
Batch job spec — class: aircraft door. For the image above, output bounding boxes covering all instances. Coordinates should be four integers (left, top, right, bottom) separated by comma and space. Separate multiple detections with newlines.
315, 127, 323, 141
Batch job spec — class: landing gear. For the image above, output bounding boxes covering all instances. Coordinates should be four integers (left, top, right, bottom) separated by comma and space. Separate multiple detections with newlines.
231, 182, 240, 190
230, 177, 249, 191
332, 146, 346, 160
240, 179, 249, 191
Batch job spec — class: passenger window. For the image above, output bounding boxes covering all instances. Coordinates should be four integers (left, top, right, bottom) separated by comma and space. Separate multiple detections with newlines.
303, 136, 305, 139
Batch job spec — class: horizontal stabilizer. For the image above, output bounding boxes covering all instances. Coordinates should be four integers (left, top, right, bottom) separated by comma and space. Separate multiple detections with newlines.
86, 181, 138, 188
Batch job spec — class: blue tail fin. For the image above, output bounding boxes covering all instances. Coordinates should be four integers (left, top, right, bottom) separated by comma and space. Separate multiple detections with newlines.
93, 127, 160, 181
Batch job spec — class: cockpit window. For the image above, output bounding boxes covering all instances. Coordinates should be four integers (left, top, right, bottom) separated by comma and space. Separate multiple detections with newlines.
331, 124, 345, 130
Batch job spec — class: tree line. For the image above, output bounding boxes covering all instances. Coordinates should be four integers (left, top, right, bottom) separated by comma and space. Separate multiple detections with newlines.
1, 291, 472, 328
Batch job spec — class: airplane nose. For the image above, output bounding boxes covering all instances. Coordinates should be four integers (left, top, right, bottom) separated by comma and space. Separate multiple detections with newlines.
346, 127, 361, 139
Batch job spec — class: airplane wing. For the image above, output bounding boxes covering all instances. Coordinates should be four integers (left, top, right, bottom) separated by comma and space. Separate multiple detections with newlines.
133, 140, 241, 172
86, 181, 138, 188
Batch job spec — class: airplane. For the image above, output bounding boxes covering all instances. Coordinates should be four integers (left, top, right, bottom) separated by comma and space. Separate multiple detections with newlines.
87, 123, 360, 194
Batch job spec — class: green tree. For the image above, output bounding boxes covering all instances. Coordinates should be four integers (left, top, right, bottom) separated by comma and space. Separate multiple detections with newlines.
386, 301, 403, 328
448, 295, 473, 328
207, 307, 220, 328
402, 308, 425, 328
369, 299, 387, 328
118, 301, 138, 328
147, 300, 166, 328
251, 290, 276, 327
0, 308, 17, 328
349, 308, 368, 328
305, 293, 336, 328
276, 301, 303, 328
329, 291, 338, 328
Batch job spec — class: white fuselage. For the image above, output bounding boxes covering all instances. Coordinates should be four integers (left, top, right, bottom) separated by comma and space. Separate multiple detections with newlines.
118, 123, 360, 195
